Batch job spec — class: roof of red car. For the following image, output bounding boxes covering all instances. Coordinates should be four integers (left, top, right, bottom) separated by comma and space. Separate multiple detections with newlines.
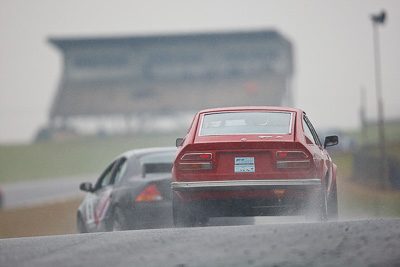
197, 106, 303, 114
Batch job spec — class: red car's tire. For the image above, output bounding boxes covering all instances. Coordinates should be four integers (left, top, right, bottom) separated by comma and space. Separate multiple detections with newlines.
172, 193, 194, 227
327, 181, 338, 221
320, 186, 328, 221
173, 193, 210, 227
305, 186, 328, 222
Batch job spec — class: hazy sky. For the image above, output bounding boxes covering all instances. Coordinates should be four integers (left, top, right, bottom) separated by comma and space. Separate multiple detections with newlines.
1, 0, 399, 144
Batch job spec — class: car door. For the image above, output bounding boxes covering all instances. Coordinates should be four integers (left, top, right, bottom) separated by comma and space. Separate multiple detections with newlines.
85, 160, 119, 231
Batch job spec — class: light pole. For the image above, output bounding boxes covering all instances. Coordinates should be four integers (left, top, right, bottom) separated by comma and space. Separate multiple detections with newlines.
371, 10, 389, 190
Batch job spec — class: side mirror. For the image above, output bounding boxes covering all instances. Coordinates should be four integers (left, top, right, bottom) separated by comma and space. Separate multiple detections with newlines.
324, 135, 339, 149
176, 138, 184, 147
80, 182, 93, 192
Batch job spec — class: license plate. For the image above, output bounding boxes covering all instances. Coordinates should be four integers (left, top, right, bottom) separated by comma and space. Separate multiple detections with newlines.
234, 157, 255, 173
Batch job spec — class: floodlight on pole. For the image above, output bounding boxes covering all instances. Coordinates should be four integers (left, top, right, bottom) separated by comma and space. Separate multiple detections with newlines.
370, 10, 389, 190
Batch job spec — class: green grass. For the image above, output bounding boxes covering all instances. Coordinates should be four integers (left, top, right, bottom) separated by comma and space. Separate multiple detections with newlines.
330, 152, 353, 177
0, 133, 183, 183
338, 176, 400, 219
331, 151, 400, 220
347, 121, 400, 146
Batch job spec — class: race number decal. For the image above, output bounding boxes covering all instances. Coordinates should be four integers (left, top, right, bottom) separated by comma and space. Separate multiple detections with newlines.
85, 196, 95, 224
94, 188, 112, 226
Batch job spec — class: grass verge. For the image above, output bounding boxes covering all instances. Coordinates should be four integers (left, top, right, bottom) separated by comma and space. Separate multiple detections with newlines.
0, 197, 83, 238
0, 134, 182, 183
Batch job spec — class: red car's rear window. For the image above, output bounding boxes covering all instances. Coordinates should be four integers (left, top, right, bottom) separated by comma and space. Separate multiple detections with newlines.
198, 111, 293, 136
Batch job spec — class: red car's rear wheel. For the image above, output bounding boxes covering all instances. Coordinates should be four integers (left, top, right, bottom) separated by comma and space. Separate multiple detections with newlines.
327, 181, 338, 221
173, 194, 208, 227
305, 186, 328, 222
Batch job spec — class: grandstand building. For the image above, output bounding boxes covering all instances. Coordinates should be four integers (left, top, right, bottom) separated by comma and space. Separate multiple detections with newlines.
44, 29, 294, 139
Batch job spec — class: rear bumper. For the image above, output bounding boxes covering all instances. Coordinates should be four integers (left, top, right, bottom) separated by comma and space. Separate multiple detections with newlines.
175, 197, 310, 217
171, 178, 321, 192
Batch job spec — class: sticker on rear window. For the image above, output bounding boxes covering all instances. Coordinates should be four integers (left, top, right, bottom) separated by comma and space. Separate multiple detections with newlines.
235, 157, 255, 173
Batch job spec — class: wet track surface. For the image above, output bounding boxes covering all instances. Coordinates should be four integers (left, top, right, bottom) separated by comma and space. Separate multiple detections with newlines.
1, 218, 400, 266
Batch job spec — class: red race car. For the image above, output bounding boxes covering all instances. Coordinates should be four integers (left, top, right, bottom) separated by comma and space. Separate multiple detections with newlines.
172, 106, 339, 226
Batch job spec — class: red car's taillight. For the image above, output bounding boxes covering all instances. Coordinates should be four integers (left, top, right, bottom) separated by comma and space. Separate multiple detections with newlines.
276, 151, 310, 169
276, 160, 310, 169
179, 152, 213, 170
179, 162, 212, 170
181, 153, 212, 160
276, 151, 308, 159
135, 185, 164, 202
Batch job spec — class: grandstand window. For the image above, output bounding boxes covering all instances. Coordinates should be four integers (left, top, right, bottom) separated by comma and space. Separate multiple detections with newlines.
74, 55, 129, 69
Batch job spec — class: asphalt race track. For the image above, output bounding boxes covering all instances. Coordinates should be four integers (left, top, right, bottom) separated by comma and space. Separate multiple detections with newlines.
1, 218, 399, 266
1, 175, 96, 208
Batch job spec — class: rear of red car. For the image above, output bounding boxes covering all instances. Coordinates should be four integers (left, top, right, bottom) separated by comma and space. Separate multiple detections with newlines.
172, 107, 330, 226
